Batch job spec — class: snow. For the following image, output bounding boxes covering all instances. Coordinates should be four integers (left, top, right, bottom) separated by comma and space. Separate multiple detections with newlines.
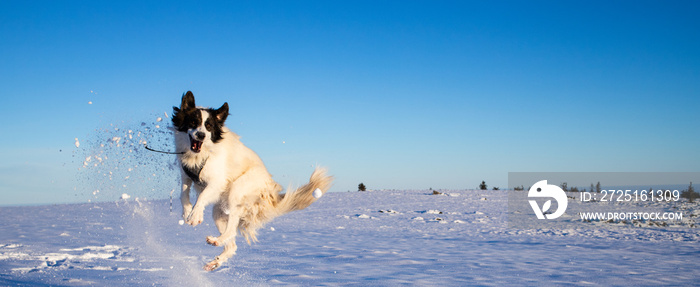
1, 189, 699, 285
72, 115, 179, 204
313, 188, 323, 199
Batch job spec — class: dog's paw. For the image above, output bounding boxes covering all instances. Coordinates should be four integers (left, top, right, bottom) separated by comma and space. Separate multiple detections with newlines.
186, 209, 204, 226
182, 206, 193, 221
206, 236, 221, 246
203, 261, 220, 272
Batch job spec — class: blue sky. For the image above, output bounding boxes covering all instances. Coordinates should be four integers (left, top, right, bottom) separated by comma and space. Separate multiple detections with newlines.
1, 1, 699, 205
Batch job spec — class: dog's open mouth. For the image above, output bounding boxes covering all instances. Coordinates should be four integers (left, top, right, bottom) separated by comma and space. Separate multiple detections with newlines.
189, 135, 203, 153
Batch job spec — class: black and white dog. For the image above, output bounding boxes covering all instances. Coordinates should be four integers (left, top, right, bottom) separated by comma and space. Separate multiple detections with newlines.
171, 91, 333, 271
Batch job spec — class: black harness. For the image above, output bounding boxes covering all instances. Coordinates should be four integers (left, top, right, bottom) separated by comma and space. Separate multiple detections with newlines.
182, 157, 208, 186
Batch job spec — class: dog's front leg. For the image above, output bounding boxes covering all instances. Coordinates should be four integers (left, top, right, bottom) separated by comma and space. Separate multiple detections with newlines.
180, 177, 194, 221
186, 183, 225, 226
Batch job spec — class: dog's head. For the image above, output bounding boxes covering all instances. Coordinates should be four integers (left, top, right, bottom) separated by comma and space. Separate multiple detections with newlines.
172, 91, 229, 154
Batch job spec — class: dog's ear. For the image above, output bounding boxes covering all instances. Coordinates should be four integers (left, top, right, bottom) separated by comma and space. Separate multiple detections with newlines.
216, 102, 229, 123
181, 91, 196, 110
171, 106, 182, 127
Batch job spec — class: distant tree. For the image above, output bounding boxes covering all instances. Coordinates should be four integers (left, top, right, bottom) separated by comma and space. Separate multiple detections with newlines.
479, 181, 487, 190
492, 187, 500, 190
513, 185, 524, 191
358, 183, 367, 192
681, 182, 699, 203
590, 183, 595, 193
560, 182, 568, 192
570, 186, 580, 193
596, 182, 601, 193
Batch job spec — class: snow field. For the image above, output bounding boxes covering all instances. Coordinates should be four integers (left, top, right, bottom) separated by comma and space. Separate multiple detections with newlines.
0, 189, 698, 286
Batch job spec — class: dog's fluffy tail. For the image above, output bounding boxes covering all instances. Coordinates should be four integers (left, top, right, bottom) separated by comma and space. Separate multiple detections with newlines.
277, 167, 334, 214
238, 167, 333, 244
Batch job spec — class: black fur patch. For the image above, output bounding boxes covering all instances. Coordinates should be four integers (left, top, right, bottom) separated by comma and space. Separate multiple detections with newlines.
172, 91, 199, 132
203, 103, 229, 143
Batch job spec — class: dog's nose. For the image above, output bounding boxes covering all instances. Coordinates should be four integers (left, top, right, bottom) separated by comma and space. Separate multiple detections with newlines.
195, 132, 206, 140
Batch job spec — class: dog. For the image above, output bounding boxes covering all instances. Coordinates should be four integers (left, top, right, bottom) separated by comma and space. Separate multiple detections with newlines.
171, 91, 333, 271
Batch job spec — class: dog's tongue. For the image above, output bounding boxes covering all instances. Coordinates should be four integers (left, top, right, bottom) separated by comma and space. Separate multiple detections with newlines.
190, 139, 202, 153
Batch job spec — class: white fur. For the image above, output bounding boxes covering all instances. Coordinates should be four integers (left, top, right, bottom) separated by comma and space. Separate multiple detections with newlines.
174, 108, 333, 271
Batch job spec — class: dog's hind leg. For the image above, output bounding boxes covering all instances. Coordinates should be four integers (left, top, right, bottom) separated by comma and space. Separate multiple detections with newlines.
204, 239, 237, 271
206, 170, 265, 246
206, 203, 241, 247
204, 204, 239, 271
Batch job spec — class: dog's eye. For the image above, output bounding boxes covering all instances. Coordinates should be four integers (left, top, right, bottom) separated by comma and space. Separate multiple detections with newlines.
205, 122, 212, 130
